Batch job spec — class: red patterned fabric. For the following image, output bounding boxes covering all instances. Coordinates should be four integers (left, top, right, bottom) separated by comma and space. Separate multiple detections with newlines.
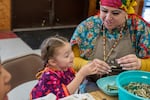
100, 0, 122, 8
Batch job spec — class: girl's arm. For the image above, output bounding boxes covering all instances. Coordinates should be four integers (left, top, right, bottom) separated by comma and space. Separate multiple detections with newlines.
67, 62, 97, 94
67, 70, 85, 94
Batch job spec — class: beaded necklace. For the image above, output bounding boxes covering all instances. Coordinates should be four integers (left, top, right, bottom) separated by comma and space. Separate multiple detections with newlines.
102, 25, 123, 62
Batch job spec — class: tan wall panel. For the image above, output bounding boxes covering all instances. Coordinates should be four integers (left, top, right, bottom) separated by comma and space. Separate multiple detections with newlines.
0, 0, 11, 31
88, 0, 97, 16
135, 0, 144, 16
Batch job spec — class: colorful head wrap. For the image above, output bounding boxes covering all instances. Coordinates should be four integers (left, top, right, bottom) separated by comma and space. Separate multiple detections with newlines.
100, 0, 137, 14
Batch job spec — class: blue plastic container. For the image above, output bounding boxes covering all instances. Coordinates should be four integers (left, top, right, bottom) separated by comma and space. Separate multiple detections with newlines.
116, 70, 150, 100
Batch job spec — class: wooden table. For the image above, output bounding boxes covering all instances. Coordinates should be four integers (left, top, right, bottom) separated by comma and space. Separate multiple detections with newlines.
90, 90, 118, 100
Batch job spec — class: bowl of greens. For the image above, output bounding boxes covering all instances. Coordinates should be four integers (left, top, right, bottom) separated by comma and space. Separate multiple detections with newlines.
96, 75, 118, 96
116, 70, 150, 100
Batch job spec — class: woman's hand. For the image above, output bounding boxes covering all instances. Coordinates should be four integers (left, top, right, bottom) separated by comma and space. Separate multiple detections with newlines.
116, 54, 141, 70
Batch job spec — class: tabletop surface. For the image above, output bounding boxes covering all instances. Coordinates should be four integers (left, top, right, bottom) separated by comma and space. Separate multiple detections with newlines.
90, 90, 118, 100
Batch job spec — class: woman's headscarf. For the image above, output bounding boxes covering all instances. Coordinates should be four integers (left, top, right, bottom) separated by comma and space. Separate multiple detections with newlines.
100, 0, 137, 14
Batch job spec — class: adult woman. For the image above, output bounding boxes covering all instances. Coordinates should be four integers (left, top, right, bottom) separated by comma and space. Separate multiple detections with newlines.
71, 0, 150, 82
0, 59, 11, 100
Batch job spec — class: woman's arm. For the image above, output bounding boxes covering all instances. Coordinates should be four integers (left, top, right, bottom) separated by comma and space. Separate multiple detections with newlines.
72, 45, 89, 71
140, 58, 150, 71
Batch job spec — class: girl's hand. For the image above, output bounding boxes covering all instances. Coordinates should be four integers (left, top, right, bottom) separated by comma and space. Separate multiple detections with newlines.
78, 61, 98, 77
92, 59, 111, 75
116, 54, 141, 70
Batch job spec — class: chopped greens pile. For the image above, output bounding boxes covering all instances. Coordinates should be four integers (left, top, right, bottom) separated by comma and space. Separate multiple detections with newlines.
124, 82, 150, 99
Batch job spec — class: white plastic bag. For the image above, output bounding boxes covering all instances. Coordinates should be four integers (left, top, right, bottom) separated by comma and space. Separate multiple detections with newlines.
33, 93, 56, 100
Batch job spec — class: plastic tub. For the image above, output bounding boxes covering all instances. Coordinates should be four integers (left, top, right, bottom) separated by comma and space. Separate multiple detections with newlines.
116, 70, 150, 100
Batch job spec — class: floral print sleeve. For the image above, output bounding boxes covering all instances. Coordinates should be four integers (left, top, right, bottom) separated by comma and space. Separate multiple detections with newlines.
30, 67, 75, 99
128, 14, 150, 58
70, 15, 103, 59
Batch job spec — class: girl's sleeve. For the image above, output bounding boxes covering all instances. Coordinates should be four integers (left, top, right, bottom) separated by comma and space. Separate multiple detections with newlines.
30, 72, 69, 99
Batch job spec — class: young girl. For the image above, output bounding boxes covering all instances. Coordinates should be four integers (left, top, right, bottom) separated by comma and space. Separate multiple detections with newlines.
30, 36, 99, 99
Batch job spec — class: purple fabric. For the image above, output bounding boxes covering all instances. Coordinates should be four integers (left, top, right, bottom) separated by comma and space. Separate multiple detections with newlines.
30, 67, 75, 99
